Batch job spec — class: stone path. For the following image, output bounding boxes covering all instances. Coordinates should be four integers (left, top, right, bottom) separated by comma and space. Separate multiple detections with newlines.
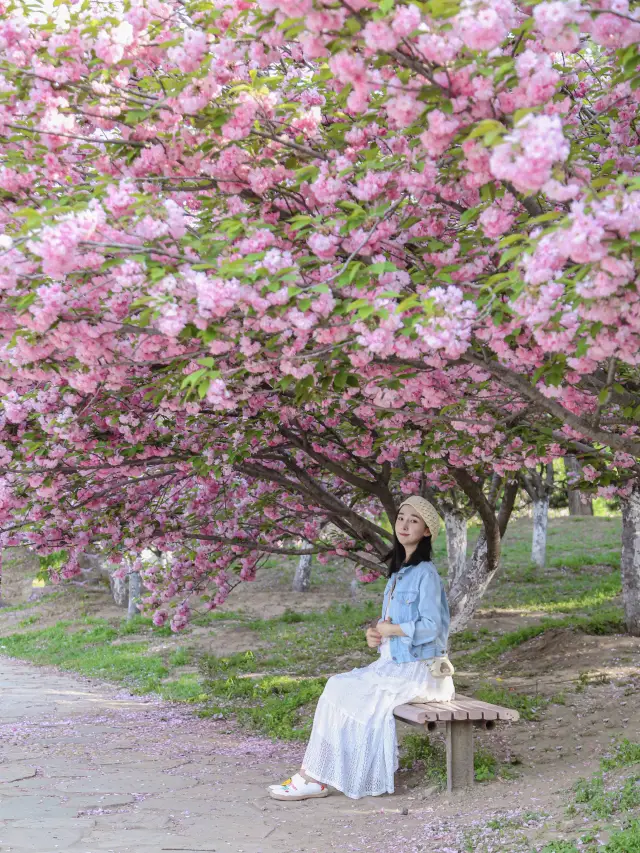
0, 657, 454, 853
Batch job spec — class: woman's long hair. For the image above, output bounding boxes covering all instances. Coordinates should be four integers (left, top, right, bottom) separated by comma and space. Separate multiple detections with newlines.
386, 535, 433, 576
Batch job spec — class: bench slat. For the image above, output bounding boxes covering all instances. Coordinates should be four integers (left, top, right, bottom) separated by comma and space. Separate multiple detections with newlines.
396, 701, 458, 722
393, 695, 520, 725
446, 699, 484, 720
424, 701, 463, 721
454, 695, 519, 722
393, 703, 433, 725
454, 698, 498, 720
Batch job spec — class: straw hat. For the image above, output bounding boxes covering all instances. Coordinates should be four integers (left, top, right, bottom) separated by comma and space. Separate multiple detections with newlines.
397, 496, 442, 541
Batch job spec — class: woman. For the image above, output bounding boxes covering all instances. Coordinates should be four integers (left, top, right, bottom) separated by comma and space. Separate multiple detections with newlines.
269, 495, 455, 801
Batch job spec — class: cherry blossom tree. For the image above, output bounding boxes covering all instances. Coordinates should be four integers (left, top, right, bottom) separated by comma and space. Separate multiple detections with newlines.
1, 0, 640, 628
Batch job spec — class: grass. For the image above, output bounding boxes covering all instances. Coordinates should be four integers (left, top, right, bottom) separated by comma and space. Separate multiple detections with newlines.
604, 821, 640, 853
574, 772, 640, 818
398, 733, 505, 787
193, 600, 385, 738
472, 684, 548, 721
553, 741, 640, 852
0, 621, 171, 692
465, 610, 625, 666
572, 739, 640, 819
602, 739, 640, 771
479, 515, 621, 614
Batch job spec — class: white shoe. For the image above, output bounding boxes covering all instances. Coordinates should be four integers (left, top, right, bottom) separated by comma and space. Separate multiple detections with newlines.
268, 773, 329, 801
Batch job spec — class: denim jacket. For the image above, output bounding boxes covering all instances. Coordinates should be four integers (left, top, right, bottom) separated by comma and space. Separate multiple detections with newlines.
381, 560, 450, 664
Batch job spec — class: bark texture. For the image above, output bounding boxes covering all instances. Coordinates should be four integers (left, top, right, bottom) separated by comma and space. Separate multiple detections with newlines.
127, 571, 142, 620
443, 508, 467, 589
110, 572, 128, 608
521, 464, 554, 569
621, 482, 640, 637
447, 476, 519, 633
565, 455, 594, 516
531, 497, 550, 570
293, 553, 313, 592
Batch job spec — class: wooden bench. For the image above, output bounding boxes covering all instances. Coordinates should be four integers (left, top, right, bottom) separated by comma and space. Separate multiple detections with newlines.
394, 695, 519, 792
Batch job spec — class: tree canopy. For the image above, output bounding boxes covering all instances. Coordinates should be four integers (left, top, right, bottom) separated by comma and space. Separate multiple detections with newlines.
0, 0, 639, 628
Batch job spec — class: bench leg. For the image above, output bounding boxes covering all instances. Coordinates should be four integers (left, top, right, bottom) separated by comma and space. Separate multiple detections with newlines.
446, 720, 474, 792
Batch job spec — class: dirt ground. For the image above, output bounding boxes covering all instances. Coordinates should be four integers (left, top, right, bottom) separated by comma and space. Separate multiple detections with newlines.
2, 549, 640, 852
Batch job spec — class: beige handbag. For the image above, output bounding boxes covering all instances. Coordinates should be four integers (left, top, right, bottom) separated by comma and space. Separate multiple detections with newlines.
428, 655, 455, 678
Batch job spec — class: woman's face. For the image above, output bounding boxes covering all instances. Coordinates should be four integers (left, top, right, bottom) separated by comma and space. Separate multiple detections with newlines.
395, 507, 429, 547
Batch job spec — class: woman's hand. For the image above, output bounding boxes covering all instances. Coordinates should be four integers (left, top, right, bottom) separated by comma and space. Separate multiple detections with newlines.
365, 625, 382, 648
376, 618, 405, 639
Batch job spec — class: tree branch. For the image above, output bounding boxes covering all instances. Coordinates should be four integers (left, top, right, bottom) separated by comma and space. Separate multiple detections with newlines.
461, 352, 640, 458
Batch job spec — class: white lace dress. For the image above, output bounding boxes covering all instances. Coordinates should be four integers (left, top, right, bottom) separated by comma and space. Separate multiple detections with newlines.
302, 638, 455, 799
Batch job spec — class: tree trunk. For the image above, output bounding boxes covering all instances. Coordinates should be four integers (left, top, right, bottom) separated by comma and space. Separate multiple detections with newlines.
127, 571, 142, 620
447, 477, 519, 633
110, 572, 128, 607
531, 497, 549, 569
444, 508, 467, 589
448, 534, 494, 634
293, 553, 313, 592
621, 482, 640, 637
565, 456, 594, 516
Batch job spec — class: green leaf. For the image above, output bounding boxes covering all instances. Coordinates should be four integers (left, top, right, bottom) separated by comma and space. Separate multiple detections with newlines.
397, 294, 419, 312
180, 368, 207, 389
466, 119, 505, 141
460, 206, 481, 226
333, 370, 348, 390
357, 305, 376, 319
499, 234, 527, 247
499, 246, 525, 268
528, 211, 564, 225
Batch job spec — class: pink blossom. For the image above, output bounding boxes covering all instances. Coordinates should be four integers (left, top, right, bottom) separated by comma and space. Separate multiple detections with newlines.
329, 51, 367, 87
164, 200, 186, 240
490, 114, 570, 193
533, 0, 583, 51
258, 0, 312, 16
392, 5, 421, 37
543, 179, 580, 201
420, 110, 460, 156
352, 172, 391, 202
361, 21, 399, 53
262, 248, 294, 274
310, 175, 347, 206
167, 29, 208, 73
592, 9, 640, 49
455, 0, 515, 51
386, 94, 422, 128
156, 305, 187, 337
308, 233, 339, 260
478, 204, 516, 239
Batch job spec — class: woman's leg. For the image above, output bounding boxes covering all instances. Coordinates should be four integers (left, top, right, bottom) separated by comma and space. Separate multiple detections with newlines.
269, 663, 399, 800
